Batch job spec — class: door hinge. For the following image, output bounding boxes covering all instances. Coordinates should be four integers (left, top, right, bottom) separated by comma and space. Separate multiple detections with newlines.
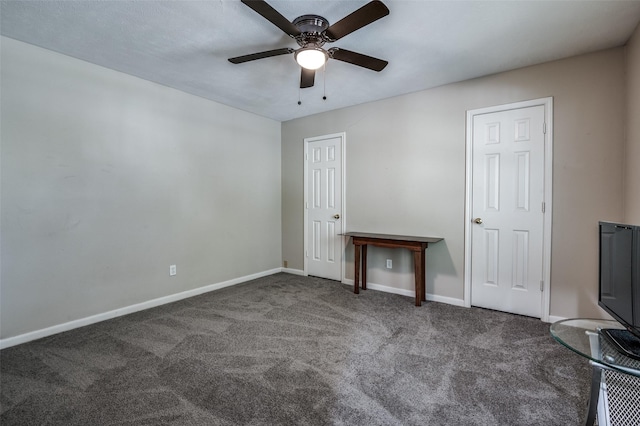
540, 280, 544, 291
306, 202, 309, 209
305, 250, 308, 257
305, 153, 309, 161
543, 122, 547, 134
542, 202, 546, 213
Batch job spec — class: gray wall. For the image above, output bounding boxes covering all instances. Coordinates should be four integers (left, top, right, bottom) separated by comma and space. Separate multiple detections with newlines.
0, 38, 282, 340
3, 29, 638, 340
282, 48, 628, 319
625, 23, 640, 224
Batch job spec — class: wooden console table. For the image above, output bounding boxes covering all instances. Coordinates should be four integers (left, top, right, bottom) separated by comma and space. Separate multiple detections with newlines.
343, 232, 443, 306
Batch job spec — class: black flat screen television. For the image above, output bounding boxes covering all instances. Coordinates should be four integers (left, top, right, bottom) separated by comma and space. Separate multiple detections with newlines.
598, 221, 640, 359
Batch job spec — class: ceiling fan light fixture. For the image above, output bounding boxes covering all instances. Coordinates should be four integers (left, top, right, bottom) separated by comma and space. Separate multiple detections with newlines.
295, 47, 327, 70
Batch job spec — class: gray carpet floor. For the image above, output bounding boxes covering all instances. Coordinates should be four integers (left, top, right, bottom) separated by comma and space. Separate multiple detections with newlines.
1, 273, 590, 425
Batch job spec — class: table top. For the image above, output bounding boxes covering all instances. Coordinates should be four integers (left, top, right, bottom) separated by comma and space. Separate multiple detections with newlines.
342, 232, 443, 244
550, 318, 640, 377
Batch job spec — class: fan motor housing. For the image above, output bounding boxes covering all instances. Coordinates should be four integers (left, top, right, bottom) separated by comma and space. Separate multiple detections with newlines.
293, 15, 329, 47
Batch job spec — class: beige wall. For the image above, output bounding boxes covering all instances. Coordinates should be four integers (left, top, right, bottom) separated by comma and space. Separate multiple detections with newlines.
625, 23, 640, 223
282, 48, 627, 319
0, 38, 282, 340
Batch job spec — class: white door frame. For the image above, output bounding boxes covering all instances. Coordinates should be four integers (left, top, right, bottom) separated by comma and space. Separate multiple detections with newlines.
303, 132, 346, 281
464, 98, 553, 321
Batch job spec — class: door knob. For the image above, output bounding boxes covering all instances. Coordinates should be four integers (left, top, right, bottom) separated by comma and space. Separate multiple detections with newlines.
473, 218, 483, 224
333, 214, 340, 219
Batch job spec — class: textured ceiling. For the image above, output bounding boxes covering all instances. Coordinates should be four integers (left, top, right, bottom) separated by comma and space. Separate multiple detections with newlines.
2, 0, 640, 122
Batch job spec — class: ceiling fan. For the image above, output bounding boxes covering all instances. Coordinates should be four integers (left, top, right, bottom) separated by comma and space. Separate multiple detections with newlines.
228, 0, 390, 89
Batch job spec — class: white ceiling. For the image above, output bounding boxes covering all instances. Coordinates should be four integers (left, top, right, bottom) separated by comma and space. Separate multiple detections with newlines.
2, 0, 640, 122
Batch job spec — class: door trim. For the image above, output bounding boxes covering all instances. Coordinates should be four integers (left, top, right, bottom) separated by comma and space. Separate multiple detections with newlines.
463, 98, 553, 321
303, 132, 346, 281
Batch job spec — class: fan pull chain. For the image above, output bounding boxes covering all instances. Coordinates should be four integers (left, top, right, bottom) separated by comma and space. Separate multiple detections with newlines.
323, 63, 327, 101
298, 86, 301, 105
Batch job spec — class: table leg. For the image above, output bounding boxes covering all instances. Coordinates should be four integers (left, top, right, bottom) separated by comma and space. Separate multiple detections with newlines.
584, 363, 602, 426
413, 250, 422, 306
354, 244, 361, 294
362, 245, 368, 290
421, 248, 427, 302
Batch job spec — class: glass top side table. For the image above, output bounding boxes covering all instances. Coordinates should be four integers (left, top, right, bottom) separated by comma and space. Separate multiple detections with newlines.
550, 318, 640, 425
550, 318, 640, 377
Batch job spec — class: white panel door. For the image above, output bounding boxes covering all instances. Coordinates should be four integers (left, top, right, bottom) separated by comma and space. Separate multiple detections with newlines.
306, 135, 343, 281
471, 105, 545, 317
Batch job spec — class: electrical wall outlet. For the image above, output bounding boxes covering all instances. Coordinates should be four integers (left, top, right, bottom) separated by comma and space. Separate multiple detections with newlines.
283, 260, 288, 268
386, 259, 392, 269
169, 264, 177, 276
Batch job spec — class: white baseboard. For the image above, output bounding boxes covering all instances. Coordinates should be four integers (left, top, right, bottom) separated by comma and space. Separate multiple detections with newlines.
425, 293, 466, 307
0, 268, 282, 349
342, 278, 465, 307
282, 268, 305, 276
546, 315, 567, 324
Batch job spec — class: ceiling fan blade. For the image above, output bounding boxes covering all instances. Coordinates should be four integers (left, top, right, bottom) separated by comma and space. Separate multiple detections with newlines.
241, 0, 301, 37
300, 68, 315, 88
328, 48, 388, 71
324, 0, 389, 41
228, 48, 294, 64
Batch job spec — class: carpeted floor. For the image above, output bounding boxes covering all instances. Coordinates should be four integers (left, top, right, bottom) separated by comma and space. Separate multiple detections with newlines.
0, 273, 590, 425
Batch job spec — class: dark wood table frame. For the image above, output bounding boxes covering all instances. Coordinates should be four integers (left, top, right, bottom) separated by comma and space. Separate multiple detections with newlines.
343, 232, 443, 306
